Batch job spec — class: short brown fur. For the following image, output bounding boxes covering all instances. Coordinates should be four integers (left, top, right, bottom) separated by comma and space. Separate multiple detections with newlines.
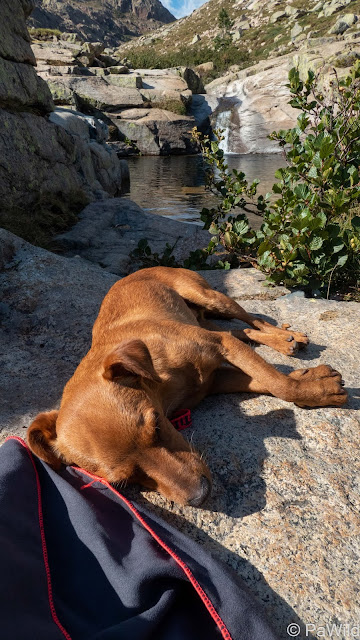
27, 267, 347, 506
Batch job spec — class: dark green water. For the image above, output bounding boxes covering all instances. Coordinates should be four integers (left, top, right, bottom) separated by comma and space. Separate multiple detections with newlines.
125, 154, 287, 227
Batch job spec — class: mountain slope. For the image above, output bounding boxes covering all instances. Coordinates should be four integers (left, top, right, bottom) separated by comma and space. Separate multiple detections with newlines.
118, 0, 360, 76
28, 0, 176, 47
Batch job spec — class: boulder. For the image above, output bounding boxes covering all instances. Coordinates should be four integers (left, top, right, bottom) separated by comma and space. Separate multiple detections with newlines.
0, 56, 53, 113
180, 67, 205, 94
98, 54, 121, 67
108, 108, 197, 156
108, 66, 130, 74
329, 49, 360, 65
56, 198, 209, 273
140, 88, 191, 108
0, 0, 36, 65
191, 34, 201, 44
285, 5, 308, 19
81, 41, 105, 57
270, 10, 287, 23
137, 72, 189, 92
46, 77, 75, 105
71, 77, 145, 110
106, 74, 143, 89
45, 76, 145, 110
48, 107, 108, 144
195, 61, 214, 75
323, 0, 356, 16
340, 11, 358, 24
0, 0, 128, 240
236, 19, 250, 30
0, 108, 125, 218
329, 17, 353, 34
291, 22, 303, 40
232, 29, 243, 42
31, 43, 79, 66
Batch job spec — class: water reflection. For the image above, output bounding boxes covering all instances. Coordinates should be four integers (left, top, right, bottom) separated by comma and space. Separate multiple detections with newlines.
125, 154, 287, 227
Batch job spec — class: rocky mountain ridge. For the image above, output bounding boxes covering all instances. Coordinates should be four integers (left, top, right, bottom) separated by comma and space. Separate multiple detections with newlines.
28, 0, 176, 47
118, 0, 360, 74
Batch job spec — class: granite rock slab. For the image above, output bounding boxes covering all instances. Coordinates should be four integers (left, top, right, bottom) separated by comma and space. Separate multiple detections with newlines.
1, 226, 359, 640
56, 198, 210, 274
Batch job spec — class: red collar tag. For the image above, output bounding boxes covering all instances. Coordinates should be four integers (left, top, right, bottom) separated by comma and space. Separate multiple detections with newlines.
170, 409, 192, 431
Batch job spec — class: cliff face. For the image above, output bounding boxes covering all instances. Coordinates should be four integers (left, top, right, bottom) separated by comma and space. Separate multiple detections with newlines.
28, 0, 176, 47
0, 0, 127, 245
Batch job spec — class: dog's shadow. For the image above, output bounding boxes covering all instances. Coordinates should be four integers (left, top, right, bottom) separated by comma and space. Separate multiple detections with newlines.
194, 403, 299, 518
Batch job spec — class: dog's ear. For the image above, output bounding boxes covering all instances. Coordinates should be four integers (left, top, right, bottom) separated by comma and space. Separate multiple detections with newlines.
27, 410, 62, 470
103, 339, 161, 384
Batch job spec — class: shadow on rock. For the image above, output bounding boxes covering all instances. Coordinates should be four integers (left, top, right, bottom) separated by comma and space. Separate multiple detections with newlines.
346, 387, 360, 410
195, 405, 300, 519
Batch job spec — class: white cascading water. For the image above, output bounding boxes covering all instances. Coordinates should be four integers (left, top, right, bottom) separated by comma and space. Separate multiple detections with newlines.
215, 109, 232, 154
212, 95, 243, 155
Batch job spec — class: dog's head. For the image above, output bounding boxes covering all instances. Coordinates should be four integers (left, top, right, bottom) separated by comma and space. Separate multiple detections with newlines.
27, 340, 211, 507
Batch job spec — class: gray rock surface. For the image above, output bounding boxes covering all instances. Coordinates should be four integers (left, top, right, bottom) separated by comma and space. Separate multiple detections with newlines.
1, 0, 36, 64
28, 0, 175, 47
44, 75, 145, 111
205, 37, 360, 154
0, 56, 53, 113
0, 0, 128, 229
56, 198, 209, 274
1, 225, 359, 639
109, 108, 198, 156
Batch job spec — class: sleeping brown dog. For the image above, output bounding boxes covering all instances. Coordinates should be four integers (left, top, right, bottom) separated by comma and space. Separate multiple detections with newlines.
27, 267, 347, 507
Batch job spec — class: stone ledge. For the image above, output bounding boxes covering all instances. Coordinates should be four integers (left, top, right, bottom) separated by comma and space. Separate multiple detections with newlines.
0, 225, 359, 638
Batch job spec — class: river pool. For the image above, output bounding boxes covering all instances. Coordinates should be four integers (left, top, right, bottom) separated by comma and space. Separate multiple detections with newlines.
124, 154, 287, 227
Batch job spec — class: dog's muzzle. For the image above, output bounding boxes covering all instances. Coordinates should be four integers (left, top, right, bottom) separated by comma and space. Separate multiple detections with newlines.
187, 475, 211, 507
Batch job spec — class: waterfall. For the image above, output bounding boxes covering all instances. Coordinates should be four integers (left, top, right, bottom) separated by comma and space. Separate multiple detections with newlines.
206, 65, 297, 154
212, 96, 242, 155
214, 109, 232, 154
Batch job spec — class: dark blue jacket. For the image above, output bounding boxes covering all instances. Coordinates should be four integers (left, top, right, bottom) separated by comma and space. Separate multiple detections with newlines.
0, 437, 277, 640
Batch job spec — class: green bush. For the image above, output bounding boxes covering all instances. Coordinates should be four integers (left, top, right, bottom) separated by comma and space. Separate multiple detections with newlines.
28, 28, 62, 40
192, 63, 360, 295
127, 45, 249, 79
151, 98, 187, 116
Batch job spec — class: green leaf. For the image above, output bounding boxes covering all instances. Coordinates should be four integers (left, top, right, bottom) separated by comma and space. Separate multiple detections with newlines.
348, 165, 359, 187
352, 216, 360, 231
294, 183, 310, 200
319, 136, 335, 159
272, 183, 283, 194
308, 165, 318, 179
336, 254, 348, 267
233, 219, 249, 235
309, 236, 323, 250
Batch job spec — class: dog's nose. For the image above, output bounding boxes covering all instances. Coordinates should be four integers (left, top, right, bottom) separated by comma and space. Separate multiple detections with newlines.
187, 475, 211, 507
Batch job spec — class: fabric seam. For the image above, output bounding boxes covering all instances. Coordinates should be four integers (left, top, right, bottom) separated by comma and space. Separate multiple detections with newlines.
5, 436, 232, 640
4, 436, 72, 640
75, 466, 233, 640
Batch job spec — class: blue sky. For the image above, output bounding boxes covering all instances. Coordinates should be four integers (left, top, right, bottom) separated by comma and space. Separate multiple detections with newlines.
162, 0, 208, 19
